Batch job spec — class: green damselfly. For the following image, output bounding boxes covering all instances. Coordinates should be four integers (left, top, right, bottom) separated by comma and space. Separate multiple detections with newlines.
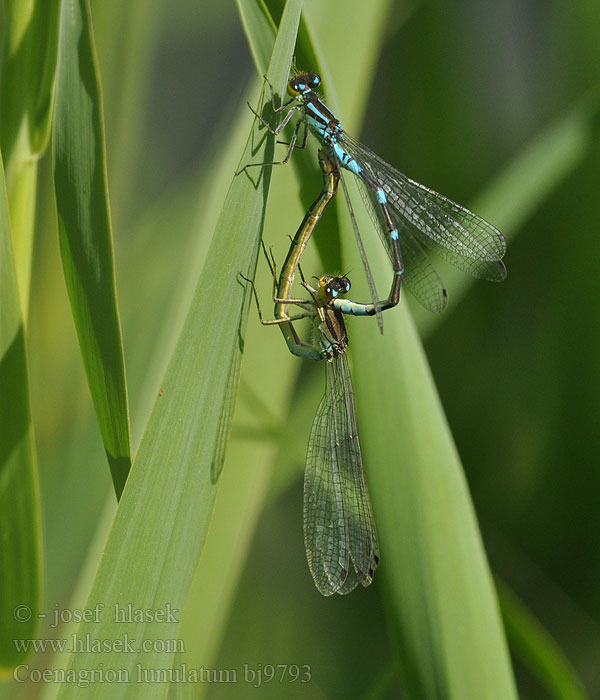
241, 65, 506, 314
245, 266, 386, 595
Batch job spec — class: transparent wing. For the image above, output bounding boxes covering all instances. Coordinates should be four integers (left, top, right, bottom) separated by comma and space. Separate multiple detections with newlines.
341, 130, 507, 282
355, 176, 449, 313
338, 169, 385, 330
304, 353, 379, 595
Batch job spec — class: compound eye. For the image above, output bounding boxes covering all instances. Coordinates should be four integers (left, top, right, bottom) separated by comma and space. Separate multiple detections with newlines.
287, 78, 301, 96
308, 72, 321, 88
341, 276, 351, 293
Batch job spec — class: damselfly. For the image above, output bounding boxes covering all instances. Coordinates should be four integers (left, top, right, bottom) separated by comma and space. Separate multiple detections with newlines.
241, 66, 506, 314
244, 265, 385, 595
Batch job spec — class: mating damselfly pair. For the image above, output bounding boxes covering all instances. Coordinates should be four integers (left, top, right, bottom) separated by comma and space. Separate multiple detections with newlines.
239, 66, 506, 596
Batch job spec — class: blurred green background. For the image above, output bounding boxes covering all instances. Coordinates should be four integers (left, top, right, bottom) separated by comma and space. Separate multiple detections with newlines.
2, 0, 600, 698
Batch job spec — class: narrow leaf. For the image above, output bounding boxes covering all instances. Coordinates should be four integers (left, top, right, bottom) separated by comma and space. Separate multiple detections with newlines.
53, 0, 131, 497
322, 17, 518, 690
237, 0, 277, 75
0, 0, 61, 309
0, 154, 42, 669
352, 294, 518, 699
55, 2, 303, 697
498, 581, 591, 700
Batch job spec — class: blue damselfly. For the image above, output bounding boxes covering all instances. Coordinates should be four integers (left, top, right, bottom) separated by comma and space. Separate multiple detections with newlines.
241, 66, 506, 315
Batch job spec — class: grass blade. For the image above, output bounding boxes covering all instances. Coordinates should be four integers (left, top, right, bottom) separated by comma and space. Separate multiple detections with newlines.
303, 5, 519, 692
352, 294, 517, 699
54, 2, 304, 696
237, 0, 277, 75
0, 0, 60, 310
0, 154, 42, 669
498, 581, 591, 700
53, 0, 131, 497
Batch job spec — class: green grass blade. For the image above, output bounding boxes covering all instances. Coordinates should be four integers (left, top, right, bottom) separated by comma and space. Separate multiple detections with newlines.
160, 2, 326, 685
54, 2, 303, 696
52, 0, 131, 497
352, 296, 517, 699
305, 6, 518, 691
0, 0, 61, 310
92, 1, 169, 225
498, 581, 591, 700
237, 0, 277, 75
0, 153, 42, 670
242, 0, 346, 273
336, 67, 517, 698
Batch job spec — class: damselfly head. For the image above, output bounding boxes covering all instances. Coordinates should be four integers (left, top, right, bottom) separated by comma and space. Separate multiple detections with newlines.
288, 72, 321, 97
319, 275, 351, 302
